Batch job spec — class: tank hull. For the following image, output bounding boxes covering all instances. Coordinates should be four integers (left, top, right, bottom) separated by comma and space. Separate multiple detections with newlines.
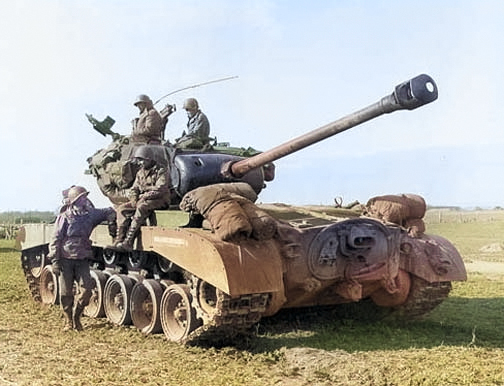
18, 202, 466, 345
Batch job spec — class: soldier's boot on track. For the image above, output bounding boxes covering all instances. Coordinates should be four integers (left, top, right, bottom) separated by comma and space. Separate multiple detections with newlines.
107, 224, 129, 249
73, 304, 85, 331
116, 219, 141, 252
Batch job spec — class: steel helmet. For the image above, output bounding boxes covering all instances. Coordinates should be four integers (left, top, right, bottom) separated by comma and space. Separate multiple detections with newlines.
133, 145, 155, 160
134, 94, 152, 106
183, 98, 199, 110
67, 186, 89, 205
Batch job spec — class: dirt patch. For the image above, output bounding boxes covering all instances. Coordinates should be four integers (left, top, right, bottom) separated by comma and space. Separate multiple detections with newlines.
277, 347, 352, 386
284, 347, 350, 371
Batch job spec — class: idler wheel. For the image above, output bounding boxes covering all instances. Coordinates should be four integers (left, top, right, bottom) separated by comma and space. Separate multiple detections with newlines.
370, 269, 411, 307
130, 279, 163, 335
23, 249, 46, 279
84, 270, 110, 318
194, 279, 218, 317
104, 274, 136, 325
39, 265, 59, 305
160, 284, 199, 343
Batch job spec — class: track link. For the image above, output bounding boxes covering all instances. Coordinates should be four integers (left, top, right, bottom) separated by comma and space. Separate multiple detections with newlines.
391, 277, 452, 319
21, 252, 42, 302
184, 291, 270, 346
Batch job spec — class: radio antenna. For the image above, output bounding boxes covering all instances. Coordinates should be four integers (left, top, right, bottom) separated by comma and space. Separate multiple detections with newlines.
154, 76, 238, 105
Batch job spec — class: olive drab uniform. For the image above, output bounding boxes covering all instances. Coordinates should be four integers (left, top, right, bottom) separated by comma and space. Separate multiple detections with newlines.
48, 186, 116, 331
131, 94, 163, 144
176, 98, 211, 149
114, 160, 171, 251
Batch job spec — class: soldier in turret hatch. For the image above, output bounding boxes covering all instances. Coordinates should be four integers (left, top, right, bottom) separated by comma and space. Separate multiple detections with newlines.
130, 94, 163, 144
175, 97, 211, 149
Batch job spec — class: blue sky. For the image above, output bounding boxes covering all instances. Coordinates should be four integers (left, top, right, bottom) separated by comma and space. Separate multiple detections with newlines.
1, 1, 503, 211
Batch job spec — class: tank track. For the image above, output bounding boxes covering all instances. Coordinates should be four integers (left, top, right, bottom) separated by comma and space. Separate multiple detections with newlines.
21, 251, 42, 302
185, 291, 270, 346
19, 246, 270, 346
391, 277, 452, 319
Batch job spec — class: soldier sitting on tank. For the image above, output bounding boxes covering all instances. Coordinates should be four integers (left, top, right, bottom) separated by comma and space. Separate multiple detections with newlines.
47, 186, 116, 331
174, 97, 211, 149
130, 94, 164, 144
112, 145, 171, 251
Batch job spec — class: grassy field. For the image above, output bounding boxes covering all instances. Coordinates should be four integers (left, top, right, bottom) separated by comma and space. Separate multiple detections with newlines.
1, 210, 503, 386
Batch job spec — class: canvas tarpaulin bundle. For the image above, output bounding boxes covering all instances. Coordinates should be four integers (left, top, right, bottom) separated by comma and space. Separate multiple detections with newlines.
364, 194, 426, 237
180, 182, 277, 241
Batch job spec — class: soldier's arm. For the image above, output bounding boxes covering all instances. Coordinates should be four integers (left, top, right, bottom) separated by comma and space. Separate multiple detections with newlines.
128, 176, 141, 203
141, 168, 170, 200
193, 113, 210, 138
142, 110, 162, 136
47, 215, 67, 259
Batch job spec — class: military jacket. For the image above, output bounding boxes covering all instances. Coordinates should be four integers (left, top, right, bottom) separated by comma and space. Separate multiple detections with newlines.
132, 107, 163, 143
129, 165, 171, 202
186, 110, 210, 140
49, 207, 115, 260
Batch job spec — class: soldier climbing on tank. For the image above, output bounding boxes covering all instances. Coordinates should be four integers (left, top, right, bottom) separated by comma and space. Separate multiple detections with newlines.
112, 145, 171, 251
175, 97, 211, 149
130, 94, 164, 144
47, 186, 116, 331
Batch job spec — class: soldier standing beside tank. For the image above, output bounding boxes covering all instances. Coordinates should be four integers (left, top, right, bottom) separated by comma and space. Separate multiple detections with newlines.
48, 186, 116, 331
175, 97, 211, 149
131, 94, 163, 144
112, 146, 171, 251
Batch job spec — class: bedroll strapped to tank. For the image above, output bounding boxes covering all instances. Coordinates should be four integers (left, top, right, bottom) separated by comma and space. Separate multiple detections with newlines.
180, 182, 277, 242
364, 193, 426, 237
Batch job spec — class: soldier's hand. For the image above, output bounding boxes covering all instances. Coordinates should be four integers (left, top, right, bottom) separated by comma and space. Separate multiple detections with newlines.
52, 259, 62, 276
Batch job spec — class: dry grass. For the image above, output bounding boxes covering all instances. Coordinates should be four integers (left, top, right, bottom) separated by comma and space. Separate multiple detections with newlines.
1, 211, 504, 386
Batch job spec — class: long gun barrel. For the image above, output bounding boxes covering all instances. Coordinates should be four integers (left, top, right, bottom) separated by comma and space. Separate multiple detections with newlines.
223, 74, 438, 179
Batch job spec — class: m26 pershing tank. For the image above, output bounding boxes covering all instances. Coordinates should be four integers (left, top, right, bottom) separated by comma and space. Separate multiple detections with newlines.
18, 74, 467, 345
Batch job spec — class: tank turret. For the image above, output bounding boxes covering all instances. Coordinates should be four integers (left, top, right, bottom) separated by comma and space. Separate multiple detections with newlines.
86, 74, 438, 205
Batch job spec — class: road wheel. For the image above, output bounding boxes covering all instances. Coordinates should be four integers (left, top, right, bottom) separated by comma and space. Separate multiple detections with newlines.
39, 265, 59, 305
131, 279, 163, 334
84, 270, 110, 318
104, 274, 136, 325
160, 284, 199, 343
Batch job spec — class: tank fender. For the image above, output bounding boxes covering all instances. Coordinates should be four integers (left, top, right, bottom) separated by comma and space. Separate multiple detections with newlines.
17, 223, 55, 251
140, 227, 285, 297
399, 233, 467, 282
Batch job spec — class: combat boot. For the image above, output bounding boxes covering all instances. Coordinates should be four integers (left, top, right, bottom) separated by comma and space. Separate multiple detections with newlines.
116, 230, 135, 251
63, 310, 73, 331
106, 224, 128, 249
73, 304, 85, 331
61, 296, 74, 331
116, 219, 141, 251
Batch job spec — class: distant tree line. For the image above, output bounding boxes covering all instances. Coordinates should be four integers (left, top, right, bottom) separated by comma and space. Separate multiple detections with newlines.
0, 211, 56, 224
0, 211, 56, 239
